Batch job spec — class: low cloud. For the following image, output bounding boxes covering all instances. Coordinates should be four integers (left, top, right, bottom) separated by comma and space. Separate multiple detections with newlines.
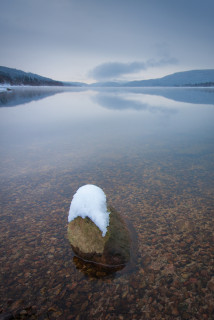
89, 57, 178, 81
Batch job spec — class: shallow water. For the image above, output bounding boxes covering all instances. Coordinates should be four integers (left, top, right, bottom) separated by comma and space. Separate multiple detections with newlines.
0, 87, 214, 319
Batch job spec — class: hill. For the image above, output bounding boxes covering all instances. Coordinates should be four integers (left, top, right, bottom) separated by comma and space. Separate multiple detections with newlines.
0, 66, 63, 86
63, 81, 88, 87
1, 67, 214, 88
123, 69, 214, 87
91, 69, 214, 87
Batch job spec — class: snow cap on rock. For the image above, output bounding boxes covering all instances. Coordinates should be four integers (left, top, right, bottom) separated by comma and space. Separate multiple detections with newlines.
68, 184, 110, 237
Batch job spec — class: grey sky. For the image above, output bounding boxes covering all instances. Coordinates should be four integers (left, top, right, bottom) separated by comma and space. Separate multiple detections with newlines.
0, 0, 213, 82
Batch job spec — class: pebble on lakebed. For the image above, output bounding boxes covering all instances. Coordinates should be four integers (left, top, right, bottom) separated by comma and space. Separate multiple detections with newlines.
67, 185, 131, 272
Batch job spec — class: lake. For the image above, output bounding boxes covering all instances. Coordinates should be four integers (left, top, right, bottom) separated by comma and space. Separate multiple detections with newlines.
0, 87, 214, 319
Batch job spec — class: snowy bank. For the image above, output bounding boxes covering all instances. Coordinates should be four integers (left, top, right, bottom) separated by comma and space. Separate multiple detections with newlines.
0, 86, 8, 92
68, 184, 109, 237
0, 84, 12, 92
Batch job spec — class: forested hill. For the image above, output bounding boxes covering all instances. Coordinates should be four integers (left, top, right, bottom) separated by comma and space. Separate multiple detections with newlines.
91, 69, 214, 87
124, 69, 214, 87
1, 66, 214, 87
0, 66, 63, 86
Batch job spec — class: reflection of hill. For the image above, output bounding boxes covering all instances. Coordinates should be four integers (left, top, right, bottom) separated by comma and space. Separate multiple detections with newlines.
0, 87, 64, 107
133, 87, 214, 105
93, 87, 214, 107
1, 86, 214, 108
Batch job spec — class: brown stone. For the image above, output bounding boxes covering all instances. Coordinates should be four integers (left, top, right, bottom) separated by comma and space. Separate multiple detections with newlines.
207, 278, 214, 292
67, 206, 130, 267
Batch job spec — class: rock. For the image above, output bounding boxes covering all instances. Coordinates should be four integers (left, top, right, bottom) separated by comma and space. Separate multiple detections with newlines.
68, 206, 130, 267
171, 306, 179, 316
181, 273, 191, 280
19, 310, 28, 316
207, 278, 214, 292
0, 313, 14, 320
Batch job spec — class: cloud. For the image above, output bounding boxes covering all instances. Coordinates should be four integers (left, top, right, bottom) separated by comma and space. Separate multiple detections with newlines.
89, 62, 145, 81
89, 57, 178, 80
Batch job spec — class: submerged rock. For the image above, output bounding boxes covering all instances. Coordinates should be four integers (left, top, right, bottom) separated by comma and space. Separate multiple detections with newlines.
67, 206, 130, 267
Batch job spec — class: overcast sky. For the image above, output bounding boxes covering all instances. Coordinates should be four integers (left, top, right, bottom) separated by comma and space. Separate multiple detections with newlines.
0, 0, 213, 82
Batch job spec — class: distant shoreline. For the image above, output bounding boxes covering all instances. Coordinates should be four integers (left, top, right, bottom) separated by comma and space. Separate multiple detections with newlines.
1, 66, 214, 88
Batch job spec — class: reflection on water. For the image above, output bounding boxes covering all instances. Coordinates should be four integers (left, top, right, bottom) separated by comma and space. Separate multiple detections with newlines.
72, 255, 125, 279
0, 86, 85, 108
0, 86, 214, 108
120, 86, 214, 105
93, 91, 178, 118
0, 87, 214, 319
0, 86, 62, 107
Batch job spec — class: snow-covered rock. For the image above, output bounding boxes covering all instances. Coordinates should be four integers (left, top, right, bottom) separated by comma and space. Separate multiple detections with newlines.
67, 185, 131, 269
68, 184, 109, 237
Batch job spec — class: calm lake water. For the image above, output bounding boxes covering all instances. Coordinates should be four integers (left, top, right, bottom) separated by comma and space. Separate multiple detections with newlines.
0, 87, 214, 319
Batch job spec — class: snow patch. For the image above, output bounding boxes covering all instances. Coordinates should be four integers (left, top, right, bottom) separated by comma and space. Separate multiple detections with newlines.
68, 184, 109, 237
0, 86, 8, 92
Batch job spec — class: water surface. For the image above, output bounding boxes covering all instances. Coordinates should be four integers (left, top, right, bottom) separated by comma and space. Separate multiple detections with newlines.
0, 87, 214, 319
